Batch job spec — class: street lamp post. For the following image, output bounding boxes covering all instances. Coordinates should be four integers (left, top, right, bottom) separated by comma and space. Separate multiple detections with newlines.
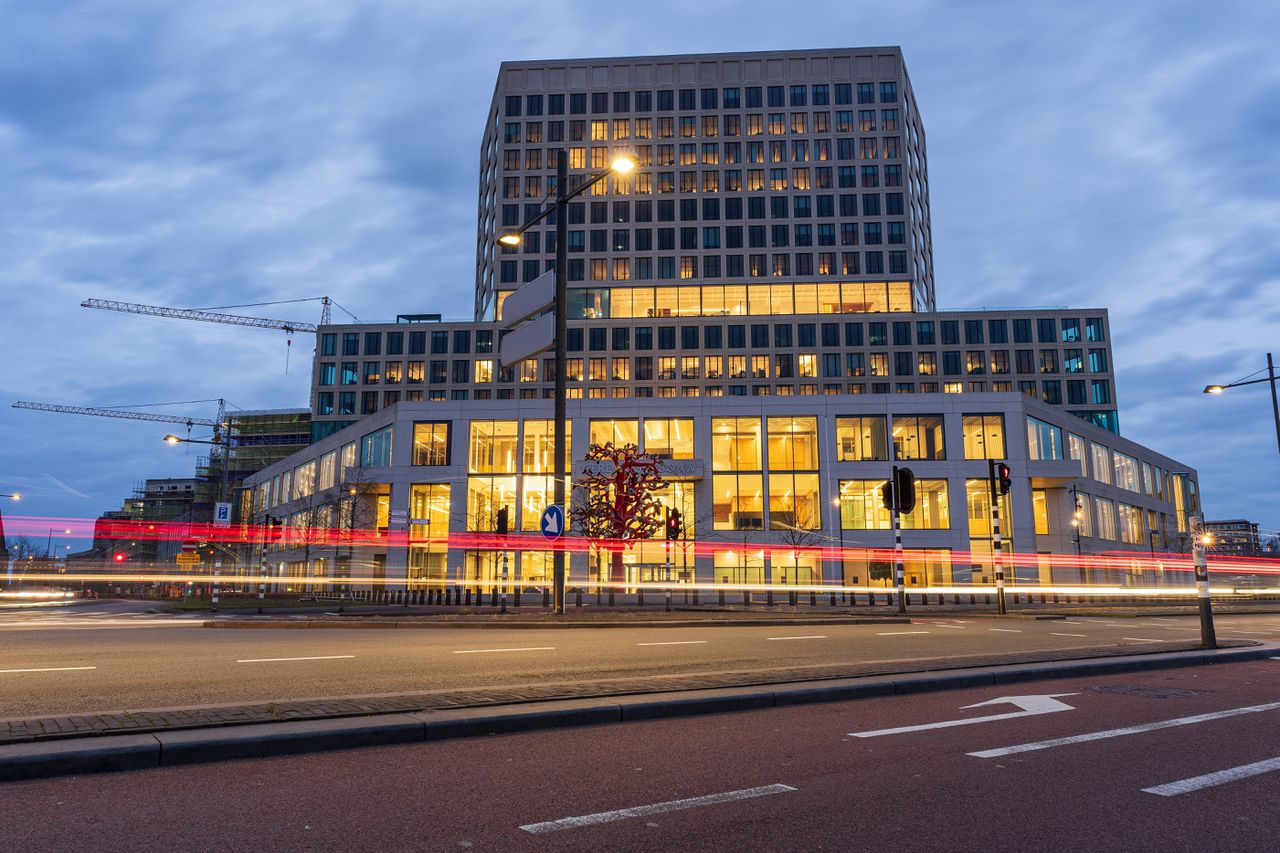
0, 494, 21, 581
1204, 352, 1280, 456
498, 150, 635, 614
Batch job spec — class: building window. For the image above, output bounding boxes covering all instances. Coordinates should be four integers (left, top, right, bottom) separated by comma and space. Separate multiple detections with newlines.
961, 414, 1005, 460
835, 416, 888, 461
892, 415, 945, 460
1026, 417, 1064, 460
360, 426, 393, 468
412, 422, 449, 466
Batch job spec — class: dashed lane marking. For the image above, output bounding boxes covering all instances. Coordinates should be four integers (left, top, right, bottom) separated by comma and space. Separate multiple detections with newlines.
1049, 633, 1089, 637
1143, 757, 1280, 797
452, 647, 556, 654
519, 784, 797, 834
1121, 638, 1165, 643
876, 631, 931, 636
766, 635, 828, 641
989, 628, 1022, 633
636, 640, 708, 646
236, 655, 356, 663
970, 700, 1280, 759
0, 666, 97, 674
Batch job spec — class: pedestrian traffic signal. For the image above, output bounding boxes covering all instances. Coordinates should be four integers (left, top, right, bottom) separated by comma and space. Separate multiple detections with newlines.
997, 462, 1012, 495
666, 508, 682, 540
879, 467, 917, 514
496, 506, 509, 535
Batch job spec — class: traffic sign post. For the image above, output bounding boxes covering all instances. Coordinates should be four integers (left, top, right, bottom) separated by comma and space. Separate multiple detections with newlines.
540, 505, 564, 540
1190, 514, 1217, 648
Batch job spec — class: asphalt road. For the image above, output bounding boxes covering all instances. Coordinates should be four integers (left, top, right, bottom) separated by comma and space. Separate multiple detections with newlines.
1, 601, 1278, 718
3, 660, 1280, 852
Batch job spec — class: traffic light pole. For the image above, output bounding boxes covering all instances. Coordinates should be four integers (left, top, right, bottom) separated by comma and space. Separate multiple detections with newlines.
1190, 514, 1217, 648
987, 460, 1006, 616
891, 465, 905, 614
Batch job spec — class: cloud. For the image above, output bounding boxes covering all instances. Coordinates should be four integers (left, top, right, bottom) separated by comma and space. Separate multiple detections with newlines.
1, 0, 1278, 547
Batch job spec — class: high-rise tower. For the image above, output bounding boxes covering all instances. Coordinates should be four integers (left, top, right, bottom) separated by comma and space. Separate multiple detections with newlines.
476, 48, 933, 322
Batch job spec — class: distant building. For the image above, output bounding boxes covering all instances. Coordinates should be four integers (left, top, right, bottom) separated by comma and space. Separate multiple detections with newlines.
1205, 519, 1261, 558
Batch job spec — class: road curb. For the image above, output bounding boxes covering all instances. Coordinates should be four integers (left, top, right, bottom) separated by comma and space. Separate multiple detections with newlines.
200, 616, 914, 629
1, 642, 1273, 782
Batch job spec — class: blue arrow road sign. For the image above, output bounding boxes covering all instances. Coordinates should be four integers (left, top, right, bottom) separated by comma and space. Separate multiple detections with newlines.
540, 504, 565, 540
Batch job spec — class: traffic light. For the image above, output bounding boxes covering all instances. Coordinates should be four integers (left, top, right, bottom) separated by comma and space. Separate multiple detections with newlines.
880, 467, 916, 514
112, 552, 126, 563
997, 462, 1012, 496
666, 508, 682, 540
496, 506, 509, 535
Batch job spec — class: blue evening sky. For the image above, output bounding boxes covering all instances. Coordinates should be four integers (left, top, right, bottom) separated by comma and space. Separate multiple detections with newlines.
1, 0, 1277, 549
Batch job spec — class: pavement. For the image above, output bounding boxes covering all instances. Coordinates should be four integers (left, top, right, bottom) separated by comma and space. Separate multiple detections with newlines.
4, 659, 1280, 851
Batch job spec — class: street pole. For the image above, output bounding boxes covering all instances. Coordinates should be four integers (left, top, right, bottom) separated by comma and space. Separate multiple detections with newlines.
891, 466, 905, 614
1190, 514, 1217, 648
500, 549, 508, 614
552, 147, 568, 616
212, 558, 220, 613
988, 459, 1006, 616
258, 517, 268, 615
1268, 352, 1280, 456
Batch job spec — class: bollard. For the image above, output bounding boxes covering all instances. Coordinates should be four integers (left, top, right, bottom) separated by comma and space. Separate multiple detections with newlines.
692, 588, 699, 605
767, 590, 774, 608
542, 588, 550, 608
464, 587, 472, 607
665, 586, 672, 612
638, 588, 646, 607
830, 591, 837, 607
514, 586, 521, 608
743, 590, 750, 607
608, 589, 615, 607
719, 589, 726, 606
575, 589, 583, 608
810, 590, 817, 607
789, 590, 797, 607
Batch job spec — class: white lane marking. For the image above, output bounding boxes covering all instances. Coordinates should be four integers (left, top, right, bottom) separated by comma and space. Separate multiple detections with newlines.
1121, 637, 1164, 643
766, 635, 828, 641
969, 700, 1280, 759
989, 628, 1022, 633
876, 631, 931, 636
1142, 757, 1280, 797
236, 655, 355, 663
636, 640, 708, 646
931, 624, 966, 629
1050, 633, 1089, 638
519, 784, 797, 834
852, 694, 1079, 738
452, 647, 556, 654
0, 665, 97, 673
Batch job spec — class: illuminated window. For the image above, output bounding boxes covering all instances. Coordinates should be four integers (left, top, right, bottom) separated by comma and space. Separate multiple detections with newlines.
412, 422, 449, 466
712, 416, 762, 471
643, 418, 694, 459
1090, 443, 1111, 484
892, 415, 945, 460
961, 414, 1005, 460
473, 360, 493, 383
588, 419, 639, 448
835, 416, 887, 461
1027, 417, 1063, 461
468, 421, 518, 474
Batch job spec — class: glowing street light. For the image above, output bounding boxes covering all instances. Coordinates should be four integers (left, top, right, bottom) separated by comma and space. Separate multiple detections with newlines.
1203, 353, 1280, 456
494, 148, 637, 614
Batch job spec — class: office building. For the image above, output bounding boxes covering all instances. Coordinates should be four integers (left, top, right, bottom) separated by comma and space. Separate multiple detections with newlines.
245, 48, 1198, 594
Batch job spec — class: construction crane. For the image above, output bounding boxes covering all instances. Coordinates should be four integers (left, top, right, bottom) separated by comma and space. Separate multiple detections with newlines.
80, 298, 324, 333
12, 400, 222, 430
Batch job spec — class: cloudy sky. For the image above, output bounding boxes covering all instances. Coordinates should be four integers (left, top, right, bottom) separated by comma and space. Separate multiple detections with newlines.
1, 0, 1277, 550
